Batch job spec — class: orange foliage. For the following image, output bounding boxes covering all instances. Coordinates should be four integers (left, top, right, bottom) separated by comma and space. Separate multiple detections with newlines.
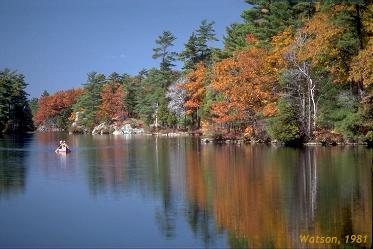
35, 88, 84, 125
245, 33, 260, 45
299, 10, 345, 82
180, 63, 207, 115
267, 28, 294, 75
349, 38, 373, 88
185, 146, 290, 248
211, 46, 277, 125
97, 82, 127, 122
185, 146, 372, 248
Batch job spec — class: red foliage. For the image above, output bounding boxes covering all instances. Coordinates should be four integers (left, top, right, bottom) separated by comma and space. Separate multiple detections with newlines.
97, 82, 127, 122
35, 88, 84, 125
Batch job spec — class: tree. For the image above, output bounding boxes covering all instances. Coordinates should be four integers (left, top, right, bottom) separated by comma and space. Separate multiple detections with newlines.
35, 88, 84, 129
0, 69, 33, 133
135, 69, 165, 125
224, 1, 314, 53
29, 97, 39, 119
180, 63, 207, 129
349, 39, 373, 88
166, 79, 186, 119
179, 33, 199, 71
73, 72, 106, 129
210, 41, 277, 130
179, 20, 218, 70
153, 31, 177, 72
97, 82, 127, 122
268, 98, 301, 144
41, 90, 49, 97
195, 20, 218, 64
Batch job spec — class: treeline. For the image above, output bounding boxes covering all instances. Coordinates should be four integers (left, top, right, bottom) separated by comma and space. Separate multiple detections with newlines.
8, 1, 373, 145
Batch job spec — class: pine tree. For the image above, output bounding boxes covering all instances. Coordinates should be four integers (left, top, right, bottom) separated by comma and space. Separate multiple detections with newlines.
152, 31, 177, 72
73, 72, 106, 129
179, 20, 218, 70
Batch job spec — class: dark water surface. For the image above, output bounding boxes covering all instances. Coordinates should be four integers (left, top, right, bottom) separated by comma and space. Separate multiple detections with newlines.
0, 133, 371, 248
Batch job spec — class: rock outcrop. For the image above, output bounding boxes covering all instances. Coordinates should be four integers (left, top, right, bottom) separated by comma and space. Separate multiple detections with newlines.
69, 112, 88, 134
92, 123, 114, 135
92, 122, 145, 135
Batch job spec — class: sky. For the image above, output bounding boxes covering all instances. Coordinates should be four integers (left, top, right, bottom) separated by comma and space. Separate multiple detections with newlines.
0, 0, 248, 97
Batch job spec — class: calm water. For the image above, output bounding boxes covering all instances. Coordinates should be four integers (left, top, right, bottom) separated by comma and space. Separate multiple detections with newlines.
0, 133, 371, 248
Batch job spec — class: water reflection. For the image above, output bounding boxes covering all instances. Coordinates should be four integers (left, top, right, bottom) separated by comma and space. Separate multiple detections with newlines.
0, 134, 371, 248
184, 145, 372, 248
0, 135, 32, 198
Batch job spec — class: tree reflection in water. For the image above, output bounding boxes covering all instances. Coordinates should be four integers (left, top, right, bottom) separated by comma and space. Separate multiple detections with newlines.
185, 145, 372, 248
32, 134, 370, 248
0, 135, 31, 198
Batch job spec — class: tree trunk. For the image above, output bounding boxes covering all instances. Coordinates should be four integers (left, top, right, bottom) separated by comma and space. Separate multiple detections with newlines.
309, 78, 317, 132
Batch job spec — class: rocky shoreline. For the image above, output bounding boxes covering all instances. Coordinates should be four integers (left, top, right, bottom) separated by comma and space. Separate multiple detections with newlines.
36, 121, 370, 147
34, 127, 370, 147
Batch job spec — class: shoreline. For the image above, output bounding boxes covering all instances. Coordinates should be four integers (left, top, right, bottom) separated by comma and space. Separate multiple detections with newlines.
5, 130, 369, 147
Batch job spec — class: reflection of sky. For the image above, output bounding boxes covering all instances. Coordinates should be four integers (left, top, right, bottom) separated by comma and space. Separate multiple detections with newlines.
0, 134, 371, 248
0, 133, 227, 247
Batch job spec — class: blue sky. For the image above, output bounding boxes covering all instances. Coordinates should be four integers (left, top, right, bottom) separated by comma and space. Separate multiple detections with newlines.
0, 0, 248, 97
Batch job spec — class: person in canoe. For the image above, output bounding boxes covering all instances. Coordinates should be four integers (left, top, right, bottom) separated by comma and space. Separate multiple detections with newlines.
55, 140, 71, 153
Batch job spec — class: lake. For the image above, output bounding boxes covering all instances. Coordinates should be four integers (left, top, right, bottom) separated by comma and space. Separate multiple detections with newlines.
0, 133, 371, 248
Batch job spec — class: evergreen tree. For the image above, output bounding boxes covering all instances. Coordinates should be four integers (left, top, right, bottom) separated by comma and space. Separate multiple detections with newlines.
224, 1, 314, 53
268, 99, 301, 145
29, 97, 39, 120
179, 33, 199, 71
0, 69, 34, 133
152, 31, 177, 72
73, 72, 106, 129
195, 20, 218, 64
179, 20, 218, 70
41, 90, 49, 97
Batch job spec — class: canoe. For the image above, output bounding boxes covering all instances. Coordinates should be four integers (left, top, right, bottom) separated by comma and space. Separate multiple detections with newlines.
55, 148, 71, 153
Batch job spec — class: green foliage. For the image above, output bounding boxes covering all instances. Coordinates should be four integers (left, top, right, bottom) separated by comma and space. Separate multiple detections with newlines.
0, 69, 34, 133
153, 31, 177, 72
200, 88, 214, 120
364, 130, 373, 147
268, 99, 301, 144
179, 20, 218, 70
134, 69, 179, 127
73, 72, 105, 130
157, 98, 170, 127
56, 108, 73, 130
318, 89, 365, 140
41, 90, 49, 97
166, 112, 178, 128
224, 1, 314, 53
335, 111, 364, 140
29, 97, 39, 118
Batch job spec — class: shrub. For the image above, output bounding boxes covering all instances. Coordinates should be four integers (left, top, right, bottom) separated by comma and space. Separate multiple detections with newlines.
335, 111, 364, 141
364, 131, 373, 147
268, 99, 301, 145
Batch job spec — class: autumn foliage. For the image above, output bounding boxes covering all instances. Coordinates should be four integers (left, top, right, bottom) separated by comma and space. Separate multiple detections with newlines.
32, 1, 372, 141
35, 88, 84, 125
182, 63, 207, 114
210, 43, 277, 125
97, 82, 127, 122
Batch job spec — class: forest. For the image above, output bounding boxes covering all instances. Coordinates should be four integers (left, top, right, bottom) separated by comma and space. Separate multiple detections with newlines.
0, 1, 372, 145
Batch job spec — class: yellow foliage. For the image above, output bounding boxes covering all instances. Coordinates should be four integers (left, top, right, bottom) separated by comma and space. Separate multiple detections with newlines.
349, 38, 373, 88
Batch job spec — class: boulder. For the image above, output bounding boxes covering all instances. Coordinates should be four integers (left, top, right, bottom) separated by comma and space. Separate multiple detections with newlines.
113, 130, 122, 135
201, 138, 211, 144
92, 123, 110, 135
120, 124, 144, 134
